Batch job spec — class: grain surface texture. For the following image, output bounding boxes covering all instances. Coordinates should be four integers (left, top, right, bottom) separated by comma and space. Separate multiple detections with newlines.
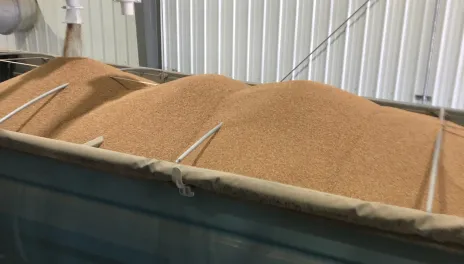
2, 58, 463, 216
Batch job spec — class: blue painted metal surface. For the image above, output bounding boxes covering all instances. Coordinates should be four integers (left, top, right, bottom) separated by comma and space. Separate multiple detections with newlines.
0, 148, 463, 263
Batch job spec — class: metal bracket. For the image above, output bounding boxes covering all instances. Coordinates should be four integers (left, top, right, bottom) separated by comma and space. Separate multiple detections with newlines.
172, 167, 194, 197
415, 94, 432, 102
84, 136, 104, 148
171, 122, 223, 197
160, 72, 169, 83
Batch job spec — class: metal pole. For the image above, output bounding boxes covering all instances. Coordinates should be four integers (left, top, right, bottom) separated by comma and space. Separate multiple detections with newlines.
0, 57, 50, 61
175, 122, 223, 163
0, 60, 39, 68
0, 83, 69, 124
119, 66, 158, 72
134, 0, 162, 68
426, 107, 445, 213
110, 76, 158, 86
0, 51, 55, 57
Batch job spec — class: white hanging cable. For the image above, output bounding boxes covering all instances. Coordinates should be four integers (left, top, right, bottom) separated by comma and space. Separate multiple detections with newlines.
280, 0, 370, 82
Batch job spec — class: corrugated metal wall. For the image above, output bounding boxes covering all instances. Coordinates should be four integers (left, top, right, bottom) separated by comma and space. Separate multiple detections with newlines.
161, 0, 464, 109
0, 0, 139, 66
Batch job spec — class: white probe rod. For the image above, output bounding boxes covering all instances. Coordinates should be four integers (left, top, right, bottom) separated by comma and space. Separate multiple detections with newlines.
0, 83, 68, 124
426, 108, 445, 213
175, 122, 223, 163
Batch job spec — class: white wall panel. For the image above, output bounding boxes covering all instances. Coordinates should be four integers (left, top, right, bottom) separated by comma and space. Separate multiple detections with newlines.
247, 0, 264, 83
430, 0, 464, 108
161, 0, 464, 109
0, 0, 139, 66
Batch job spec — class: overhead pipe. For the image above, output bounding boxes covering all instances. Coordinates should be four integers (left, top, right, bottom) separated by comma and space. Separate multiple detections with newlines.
62, 0, 140, 24
0, 0, 38, 35
63, 0, 83, 24
117, 0, 142, 16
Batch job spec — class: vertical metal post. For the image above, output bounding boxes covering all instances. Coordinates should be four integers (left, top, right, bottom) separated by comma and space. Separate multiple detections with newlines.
135, 0, 162, 68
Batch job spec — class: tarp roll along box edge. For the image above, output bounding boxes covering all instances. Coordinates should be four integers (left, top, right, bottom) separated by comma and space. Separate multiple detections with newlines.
1, 129, 464, 249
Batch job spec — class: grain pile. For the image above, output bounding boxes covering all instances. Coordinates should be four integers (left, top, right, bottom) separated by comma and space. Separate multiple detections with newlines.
1, 60, 464, 216
54, 74, 248, 161
0, 57, 154, 137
